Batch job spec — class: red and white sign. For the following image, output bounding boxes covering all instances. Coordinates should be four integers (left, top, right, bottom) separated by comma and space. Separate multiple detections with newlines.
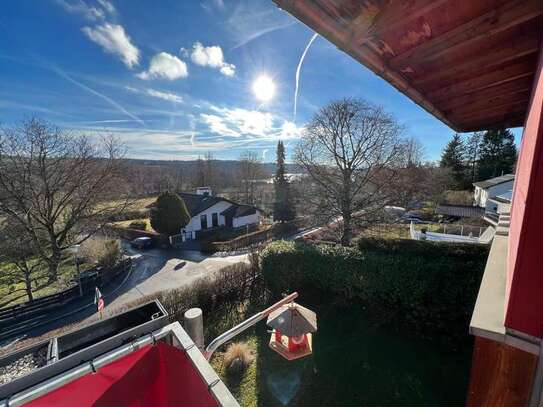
94, 287, 104, 312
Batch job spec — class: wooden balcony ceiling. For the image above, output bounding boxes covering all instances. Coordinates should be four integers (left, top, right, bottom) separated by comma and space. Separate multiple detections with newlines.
273, 0, 543, 132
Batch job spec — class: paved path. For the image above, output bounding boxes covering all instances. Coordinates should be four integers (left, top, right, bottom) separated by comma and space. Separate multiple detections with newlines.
106, 245, 248, 309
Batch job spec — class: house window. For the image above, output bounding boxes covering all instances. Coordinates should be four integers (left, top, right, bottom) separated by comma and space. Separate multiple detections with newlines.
200, 214, 208, 229
212, 213, 218, 227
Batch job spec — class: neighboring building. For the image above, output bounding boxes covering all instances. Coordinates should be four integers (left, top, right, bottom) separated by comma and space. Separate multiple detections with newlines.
436, 203, 485, 219
485, 190, 513, 227
473, 174, 515, 212
177, 187, 262, 240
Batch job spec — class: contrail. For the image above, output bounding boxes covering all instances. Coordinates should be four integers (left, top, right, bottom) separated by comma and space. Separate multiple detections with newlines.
294, 33, 318, 122
52, 66, 145, 127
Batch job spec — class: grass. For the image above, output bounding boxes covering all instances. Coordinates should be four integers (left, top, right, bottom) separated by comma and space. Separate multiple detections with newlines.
211, 336, 260, 407
0, 257, 93, 308
98, 196, 156, 213
112, 218, 157, 233
358, 223, 410, 239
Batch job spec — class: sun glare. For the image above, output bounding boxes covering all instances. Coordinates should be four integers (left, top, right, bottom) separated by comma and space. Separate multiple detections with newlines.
252, 75, 275, 102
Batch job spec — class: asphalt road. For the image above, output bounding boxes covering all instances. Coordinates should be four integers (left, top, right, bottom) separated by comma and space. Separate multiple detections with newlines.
106, 244, 249, 309
3, 245, 248, 344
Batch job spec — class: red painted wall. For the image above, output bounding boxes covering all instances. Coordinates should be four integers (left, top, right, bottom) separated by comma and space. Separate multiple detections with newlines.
505, 40, 543, 338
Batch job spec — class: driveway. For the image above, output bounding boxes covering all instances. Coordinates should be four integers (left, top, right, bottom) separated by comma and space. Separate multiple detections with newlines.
105, 245, 248, 309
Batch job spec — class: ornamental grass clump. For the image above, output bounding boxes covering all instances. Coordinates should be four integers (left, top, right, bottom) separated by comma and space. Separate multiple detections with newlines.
223, 342, 254, 375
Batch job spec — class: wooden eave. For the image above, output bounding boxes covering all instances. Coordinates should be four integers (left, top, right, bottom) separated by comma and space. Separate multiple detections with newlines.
273, 0, 543, 132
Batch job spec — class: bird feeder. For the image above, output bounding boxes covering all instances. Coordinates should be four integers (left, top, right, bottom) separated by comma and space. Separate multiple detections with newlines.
266, 302, 317, 361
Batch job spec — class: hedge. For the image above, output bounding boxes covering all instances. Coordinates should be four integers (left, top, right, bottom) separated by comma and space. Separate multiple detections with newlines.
202, 220, 303, 253
261, 239, 489, 333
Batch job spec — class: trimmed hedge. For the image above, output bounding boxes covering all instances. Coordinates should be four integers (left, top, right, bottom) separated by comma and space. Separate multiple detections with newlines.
202, 220, 303, 253
261, 239, 489, 333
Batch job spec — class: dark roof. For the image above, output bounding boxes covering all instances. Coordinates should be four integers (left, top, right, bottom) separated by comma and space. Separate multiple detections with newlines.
220, 204, 257, 218
266, 303, 317, 337
177, 193, 225, 217
473, 174, 515, 189
176, 192, 260, 218
437, 204, 485, 218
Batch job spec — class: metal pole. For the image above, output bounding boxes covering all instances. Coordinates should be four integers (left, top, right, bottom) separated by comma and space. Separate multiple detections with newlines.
204, 292, 298, 360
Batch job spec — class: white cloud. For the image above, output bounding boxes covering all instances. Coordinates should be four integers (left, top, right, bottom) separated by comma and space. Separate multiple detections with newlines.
280, 121, 302, 139
56, 0, 104, 20
190, 42, 236, 76
82, 23, 140, 68
220, 64, 235, 77
125, 85, 183, 103
200, 107, 300, 140
146, 89, 183, 104
97, 0, 115, 14
137, 52, 188, 80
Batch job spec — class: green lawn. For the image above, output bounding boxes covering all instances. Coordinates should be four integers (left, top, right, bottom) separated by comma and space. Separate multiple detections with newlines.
210, 303, 472, 407
112, 218, 157, 233
0, 257, 93, 308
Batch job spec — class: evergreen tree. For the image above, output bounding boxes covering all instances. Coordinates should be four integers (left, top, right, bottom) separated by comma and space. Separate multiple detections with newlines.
440, 134, 467, 189
150, 192, 190, 236
465, 132, 483, 184
273, 141, 296, 222
478, 128, 517, 180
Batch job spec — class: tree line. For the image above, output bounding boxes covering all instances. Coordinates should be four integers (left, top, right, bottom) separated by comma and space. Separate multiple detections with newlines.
440, 129, 517, 190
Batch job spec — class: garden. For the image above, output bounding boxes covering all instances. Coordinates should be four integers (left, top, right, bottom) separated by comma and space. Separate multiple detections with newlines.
112, 238, 488, 406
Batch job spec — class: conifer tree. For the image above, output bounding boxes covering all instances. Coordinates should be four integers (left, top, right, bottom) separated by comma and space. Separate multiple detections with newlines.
273, 141, 296, 222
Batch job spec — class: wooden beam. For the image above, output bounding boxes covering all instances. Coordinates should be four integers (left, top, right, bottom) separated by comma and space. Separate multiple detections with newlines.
349, 0, 449, 45
466, 337, 537, 407
419, 53, 538, 93
447, 93, 530, 118
436, 77, 533, 111
426, 58, 536, 102
450, 99, 530, 123
459, 110, 526, 132
412, 34, 540, 88
390, 0, 543, 70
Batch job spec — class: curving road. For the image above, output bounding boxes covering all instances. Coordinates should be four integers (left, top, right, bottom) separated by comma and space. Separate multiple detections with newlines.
106, 244, 249, 309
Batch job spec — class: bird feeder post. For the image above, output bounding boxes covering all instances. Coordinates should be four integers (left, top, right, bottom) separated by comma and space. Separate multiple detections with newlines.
204, 292, 300, 360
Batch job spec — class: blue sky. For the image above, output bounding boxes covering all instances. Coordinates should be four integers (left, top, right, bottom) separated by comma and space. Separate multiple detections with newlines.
0, 0, 522, 162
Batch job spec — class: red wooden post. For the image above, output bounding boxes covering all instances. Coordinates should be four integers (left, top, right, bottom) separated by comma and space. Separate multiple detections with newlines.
505, 37, 543, 338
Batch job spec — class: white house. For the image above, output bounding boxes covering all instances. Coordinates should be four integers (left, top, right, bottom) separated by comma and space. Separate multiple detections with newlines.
473, 174, 515, 212
177, 187, 262, 240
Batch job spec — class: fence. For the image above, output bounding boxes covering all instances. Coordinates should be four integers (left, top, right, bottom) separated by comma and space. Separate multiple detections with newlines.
201, 219, 304, 253
0, 259, 132, 335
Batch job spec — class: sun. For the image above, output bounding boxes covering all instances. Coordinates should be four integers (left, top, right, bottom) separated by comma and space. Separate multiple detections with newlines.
252, 75, 275, 102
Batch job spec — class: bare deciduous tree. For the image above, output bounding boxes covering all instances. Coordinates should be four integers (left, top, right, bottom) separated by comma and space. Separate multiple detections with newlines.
236, 151, 264, 205
296, 98, 405, 245
0, 220, 46, 304
0, 118, 130, 281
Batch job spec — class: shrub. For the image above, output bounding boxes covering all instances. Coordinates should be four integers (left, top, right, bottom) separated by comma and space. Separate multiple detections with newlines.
80, 237, 122, 269
128, 220, 147, 230
115, 260, 263, 339
223, 342, 254, 375
150, 192, 190, 236
261, 239, 489, 334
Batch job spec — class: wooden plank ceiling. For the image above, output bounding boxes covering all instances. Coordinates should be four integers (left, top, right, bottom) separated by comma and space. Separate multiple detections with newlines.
273, 0, 543, 132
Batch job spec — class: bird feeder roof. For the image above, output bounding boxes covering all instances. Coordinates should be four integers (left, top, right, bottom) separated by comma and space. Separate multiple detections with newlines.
266, 302, 317, 337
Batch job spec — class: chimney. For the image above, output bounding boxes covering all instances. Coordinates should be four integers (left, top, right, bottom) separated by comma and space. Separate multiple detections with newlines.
196, 186, 212, 197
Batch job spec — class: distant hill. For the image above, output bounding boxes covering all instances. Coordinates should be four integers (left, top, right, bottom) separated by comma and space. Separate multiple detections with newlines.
122, 158, 301, 177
